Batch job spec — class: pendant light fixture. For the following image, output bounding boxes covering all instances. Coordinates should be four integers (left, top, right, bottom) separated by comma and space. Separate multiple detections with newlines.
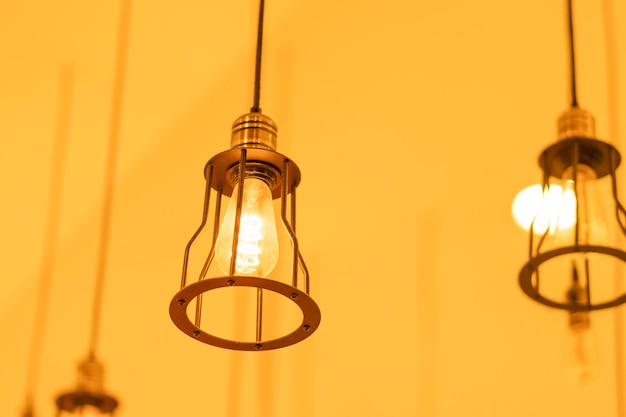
169, 0, 320, 351
55, 0, 132, 414
518, 0, 626, 311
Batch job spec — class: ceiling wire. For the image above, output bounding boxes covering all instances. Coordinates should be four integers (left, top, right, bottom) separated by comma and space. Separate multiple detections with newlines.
88, 0, 133, 358
566, 0, 579, 108
22, 68, 73, 417
250, 0, 265, 113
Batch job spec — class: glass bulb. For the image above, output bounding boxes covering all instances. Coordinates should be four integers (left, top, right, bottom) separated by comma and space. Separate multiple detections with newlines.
215, 177, 279, 277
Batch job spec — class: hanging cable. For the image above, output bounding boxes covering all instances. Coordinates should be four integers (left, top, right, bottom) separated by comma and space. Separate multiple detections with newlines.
567, 0, 579, 107
250, 0, 265, 113
88, 0, 133, 357
22, 68, 73, 417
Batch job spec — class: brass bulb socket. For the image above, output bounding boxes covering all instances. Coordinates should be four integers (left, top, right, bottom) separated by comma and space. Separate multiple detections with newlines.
557, 107, 596, 140
228, 162, 278, 190
231, 112, 278, 150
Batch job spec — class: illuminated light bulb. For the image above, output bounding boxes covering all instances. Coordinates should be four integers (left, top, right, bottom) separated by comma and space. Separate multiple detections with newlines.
215, 177, 279, 277
563, 264, 598, 388
512, 184, 576, 233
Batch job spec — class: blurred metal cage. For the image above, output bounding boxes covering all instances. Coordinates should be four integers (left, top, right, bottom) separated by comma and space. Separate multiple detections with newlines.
519, 109, 626, 311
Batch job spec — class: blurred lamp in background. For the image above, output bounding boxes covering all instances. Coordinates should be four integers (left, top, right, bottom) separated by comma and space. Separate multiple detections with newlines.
55, 356, 118, 417
54, 0, 131, 412
517, 0, 626, 390
517, 0, 626, 313
518, 107, 626, 310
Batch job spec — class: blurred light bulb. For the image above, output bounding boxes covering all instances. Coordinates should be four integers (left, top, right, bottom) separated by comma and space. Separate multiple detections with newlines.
215, 177, 279, 277
564, 314, 597, 388
559, 164, 608, 245
512, 184, 576, 233
563, 262, 598, 388
75, 406, 105, 417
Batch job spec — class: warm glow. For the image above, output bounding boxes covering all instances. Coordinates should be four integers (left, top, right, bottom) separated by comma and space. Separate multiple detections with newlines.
215, 178, 279, 277
512, 184, 576, 233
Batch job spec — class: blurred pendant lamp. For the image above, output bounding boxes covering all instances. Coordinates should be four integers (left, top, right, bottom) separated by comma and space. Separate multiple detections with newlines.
20, 69, 73, 417
169, 0, 321, 351
55, 0, 132, 414
518, 0, 626, 313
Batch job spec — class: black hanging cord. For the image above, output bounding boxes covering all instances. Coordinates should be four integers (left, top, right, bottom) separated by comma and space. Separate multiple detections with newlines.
22, 68, 73, 417
251, 0, 265, 113
88, 0, 132, 358
567, 0, 579, 107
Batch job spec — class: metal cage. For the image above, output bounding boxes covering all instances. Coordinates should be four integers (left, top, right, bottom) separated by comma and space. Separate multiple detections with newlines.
169, 113, 320, 351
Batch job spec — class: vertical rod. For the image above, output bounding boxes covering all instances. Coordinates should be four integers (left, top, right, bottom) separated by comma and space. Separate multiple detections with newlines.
279, 160, 299, 287
194, 293, 203, 328
88, 0, 133, 357
229, 150, 247, 275
584, 256, 591, 307
290, 182, 297, 233
533, 172, 550, 295
573, 141, 580, 247
256, 288, 263, 342
535, 170, 551, 256
293, 187, 311, 294
182, 163, 214, 288
194, 183, 223, 331
534, 171, 552, 295
199, 187, 223, 280
610, 149, 626, 233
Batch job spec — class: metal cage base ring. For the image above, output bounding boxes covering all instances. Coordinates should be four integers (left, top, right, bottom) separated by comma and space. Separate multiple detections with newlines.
169, 276, 321, 351
519, 245, 626, 311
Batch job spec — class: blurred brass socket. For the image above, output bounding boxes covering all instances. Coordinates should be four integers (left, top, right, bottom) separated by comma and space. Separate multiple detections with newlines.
557, 107, 596, 140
